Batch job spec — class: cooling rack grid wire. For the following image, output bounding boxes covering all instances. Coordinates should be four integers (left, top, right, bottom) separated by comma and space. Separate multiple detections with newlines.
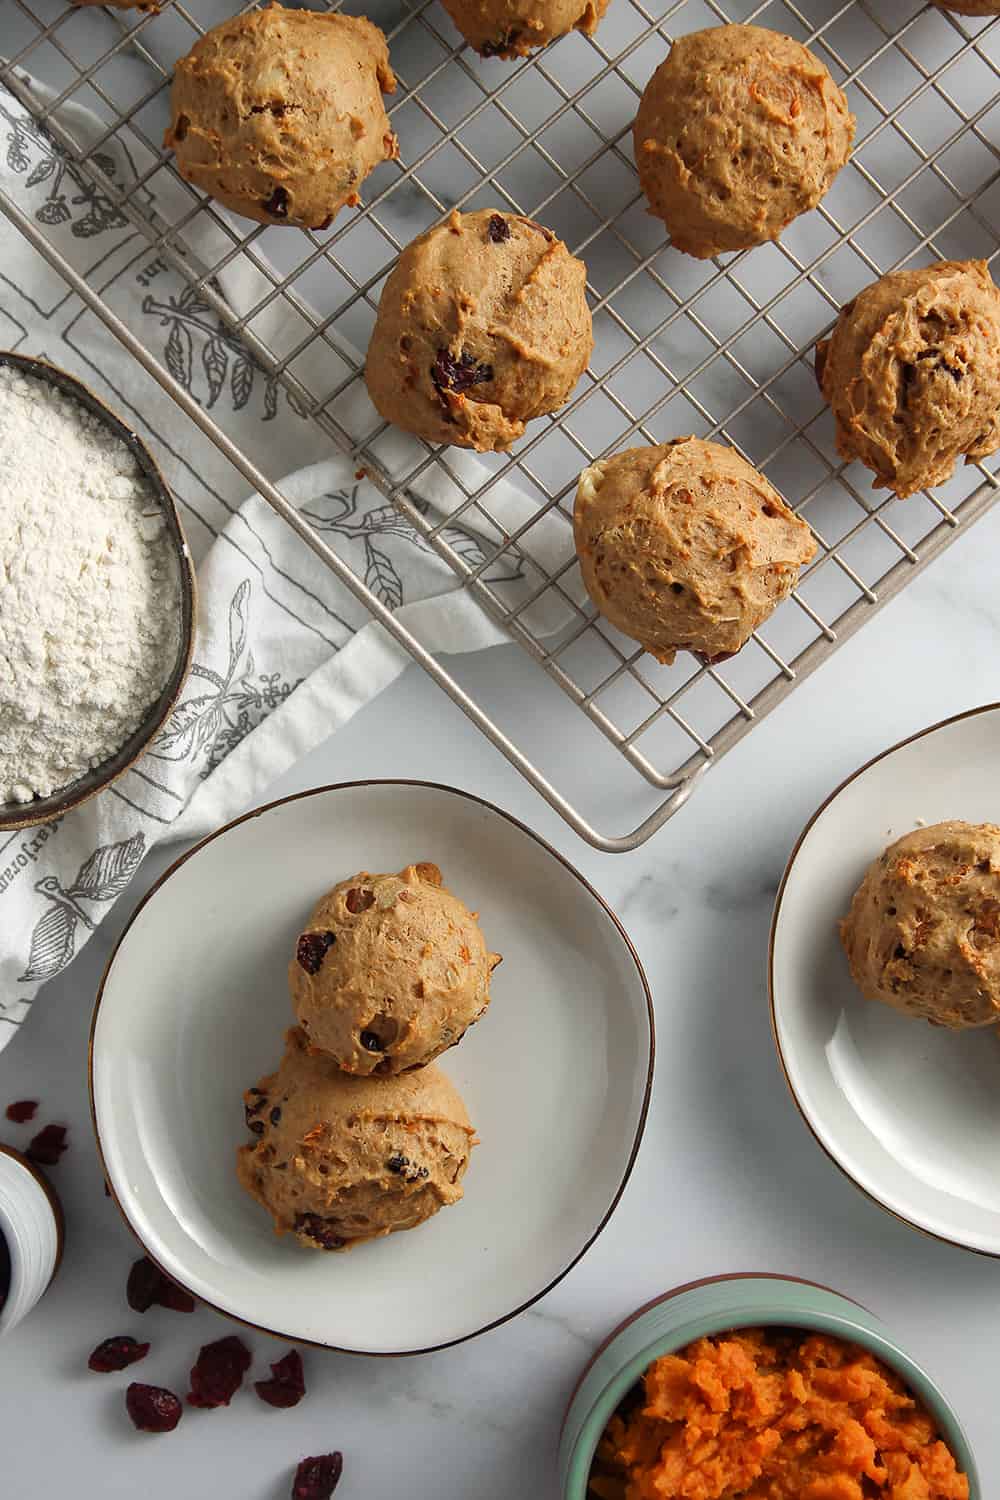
1, 0, 999, 850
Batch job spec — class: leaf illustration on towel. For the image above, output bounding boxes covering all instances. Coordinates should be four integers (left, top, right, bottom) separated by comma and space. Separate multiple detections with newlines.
364, 538, 403, 610
166, 320, 193, 392
25, 154, 56, 188
18, 835, 146, 985
19, 903, 79, 985
150, 691, 225, 761
202, 336, 228, 409
228, 580, 250, 674
66, 832, 146, 901
231, 356, 253, 410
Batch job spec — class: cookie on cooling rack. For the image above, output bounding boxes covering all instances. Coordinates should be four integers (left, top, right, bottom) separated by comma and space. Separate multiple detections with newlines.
572, 437, 816, 665
163, 3, 397, 230
815, 259, 1000, 499
439, 0, 608, 58
365, 208, 592, 452
633, 24, 854, 260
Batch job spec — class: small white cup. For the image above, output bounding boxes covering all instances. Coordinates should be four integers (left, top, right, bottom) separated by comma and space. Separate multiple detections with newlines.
0, 1144, 64, 1338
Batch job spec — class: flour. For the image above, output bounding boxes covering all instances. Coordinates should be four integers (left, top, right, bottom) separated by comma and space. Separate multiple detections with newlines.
0, 366, 182, 804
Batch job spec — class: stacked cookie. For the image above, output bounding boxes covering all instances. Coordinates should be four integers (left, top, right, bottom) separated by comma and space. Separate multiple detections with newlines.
236, 862, 500, 1252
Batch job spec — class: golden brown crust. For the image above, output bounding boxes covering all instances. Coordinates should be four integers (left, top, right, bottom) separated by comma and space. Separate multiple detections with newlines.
633, 24, 854, 259
163, 3, 397, 230
288, 861, 500, 1075
237, 1027, 475, 1250
365, 208, 592, 452
438, 0, 608, 57
573, 437, 815, 664
818, 259, 1000, 498
841, 822, 1000, 1029
932, 1, 1000, 13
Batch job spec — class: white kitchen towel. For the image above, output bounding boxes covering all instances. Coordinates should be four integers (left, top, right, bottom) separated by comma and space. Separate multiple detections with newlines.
0, 73, 578, 1044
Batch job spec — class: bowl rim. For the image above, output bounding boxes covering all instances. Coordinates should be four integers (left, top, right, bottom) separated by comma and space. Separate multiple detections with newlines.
769, 700, 1000, 1260
563, 1272, 978, 1500
0, 1142, 66, 1291
88, 777, 656, 1356
0, 350, 197, 833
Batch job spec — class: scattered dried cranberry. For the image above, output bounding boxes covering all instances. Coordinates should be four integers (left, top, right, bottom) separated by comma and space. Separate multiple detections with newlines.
255, 1349, 306, 1409
344, 887, 374, 914
294, 1213, 345, 1251
26, 1123, 67, 1166
431, 348, 493, 398
126, 1256, 196, 1315
89, 1335, 151, 1373
126, 1383, 183, 1433
5, 1099, 37, 1124
187, 1334, 252, 1408
296, 931, 336, 974
292, 1453, 343, 1500
487, 213, 510, 243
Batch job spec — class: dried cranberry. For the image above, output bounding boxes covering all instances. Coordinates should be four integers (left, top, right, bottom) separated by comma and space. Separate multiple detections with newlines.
255, 1349, 306, 1409
89, 1335, 151, 1373
187, 1334, 252, 1408
126, 1383, 183, 1433
270, 1105, 282, 1126
263, 185, 289, 218
126, 1256, 196, 1315
294, 1213, 345, 1251
359, 1030, 383, 1052
26, 1123, 67, 1166
487, 213, 510, 243
296, 931, 336, 974
431, 348, 493, 398
386, 1152, 429, 1183
344, 887, 374, 914
292, 1453, 343, 1500
481, 29, 519, 56
245, 1109, 266, 1135
5, 1099, 37, 1124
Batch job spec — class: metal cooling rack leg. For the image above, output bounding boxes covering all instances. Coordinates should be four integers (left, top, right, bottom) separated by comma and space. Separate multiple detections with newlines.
0, 187, 705, 852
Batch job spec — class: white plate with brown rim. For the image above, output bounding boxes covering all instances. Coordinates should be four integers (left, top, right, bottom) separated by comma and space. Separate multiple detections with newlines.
91, 780, 653, 1353
771, 703, 1000, 1256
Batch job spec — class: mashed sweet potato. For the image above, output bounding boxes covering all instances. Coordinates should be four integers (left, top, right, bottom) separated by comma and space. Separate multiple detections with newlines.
589, 1328, 969, 1500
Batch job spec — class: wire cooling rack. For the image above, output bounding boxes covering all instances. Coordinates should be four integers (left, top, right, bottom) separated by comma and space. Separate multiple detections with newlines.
2, 0, 999, 850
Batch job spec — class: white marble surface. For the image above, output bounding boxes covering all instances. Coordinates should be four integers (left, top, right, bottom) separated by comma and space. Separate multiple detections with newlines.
1, 505, 999, 1498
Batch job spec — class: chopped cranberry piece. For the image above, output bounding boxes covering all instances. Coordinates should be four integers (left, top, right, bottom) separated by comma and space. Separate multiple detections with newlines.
126, 1383, 183, 1433
345, 887, 374, 914
26, 1123, 67, 1166
431, 348, 493, 397
296, 931, 336, 974
89, 1335, 151, 1373
263, 185, 289, 218
5, 1099, 37, 1124
255, 1349, 306, 1409
292, 1453, 343, 1499
126, 1256, 196, 1315
294, 1213, 345, 1251
187, 1334, 252, 1408
487, 213, 510, 243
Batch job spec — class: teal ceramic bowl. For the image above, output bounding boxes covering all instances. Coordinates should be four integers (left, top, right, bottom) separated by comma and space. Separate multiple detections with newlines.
559, 1273, 979, 1500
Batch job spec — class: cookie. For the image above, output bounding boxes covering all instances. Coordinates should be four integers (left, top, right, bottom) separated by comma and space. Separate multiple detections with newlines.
163, 3, 397, 230
841, 822, 1000, 1028
815, 259, 1000, 499
366, 208, 592, 451
439, 0, 608, 58
633, 24, 854, 259
573, 436, 816, 664
932, 2, 1000, 13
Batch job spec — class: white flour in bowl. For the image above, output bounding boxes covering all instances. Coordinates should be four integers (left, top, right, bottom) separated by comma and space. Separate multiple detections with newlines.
0, 365, 182, 805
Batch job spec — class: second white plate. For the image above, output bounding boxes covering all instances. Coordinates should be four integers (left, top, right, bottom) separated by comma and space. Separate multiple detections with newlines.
91, 781, 653, 1352
771, 704, 1000, 1256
